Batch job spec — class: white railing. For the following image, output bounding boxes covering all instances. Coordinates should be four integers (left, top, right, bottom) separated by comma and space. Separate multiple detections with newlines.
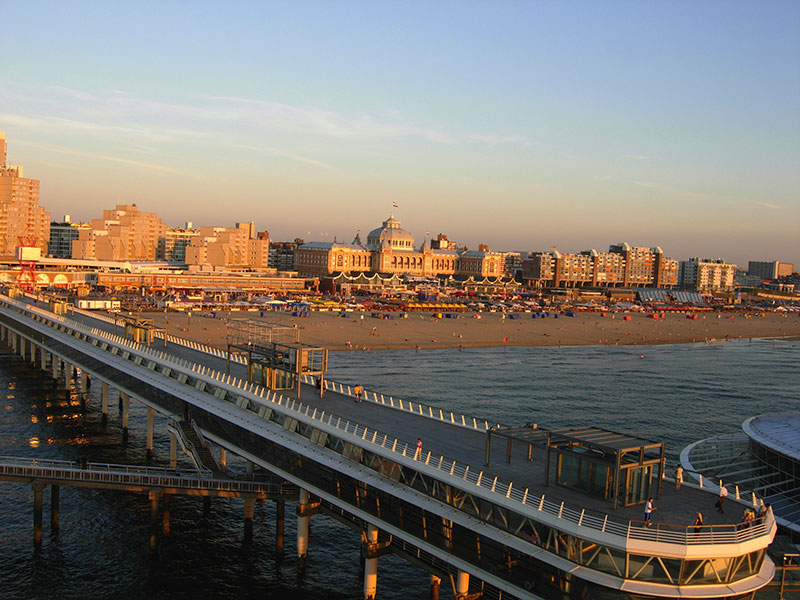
0, 455, 291, 494
303, 374, 496, 432
0, 296, 775, 549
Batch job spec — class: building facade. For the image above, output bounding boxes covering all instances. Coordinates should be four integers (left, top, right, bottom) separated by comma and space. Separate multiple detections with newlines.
747, 260, 795, 280
268, 240, 302, 271
679, 257, 737, 291
522, 243, 678, 288
49, 219, 88, 258
185, 222, 270, 269
294, 215, 505, 280
0, 132, 50, 258
72, 204, 166, 261
158, 227, 200, 262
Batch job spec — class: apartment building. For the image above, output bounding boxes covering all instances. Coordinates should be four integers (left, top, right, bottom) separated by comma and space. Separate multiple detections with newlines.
0, 132, 50, 257
72, 204, 166, 261
680, 258, 737, 291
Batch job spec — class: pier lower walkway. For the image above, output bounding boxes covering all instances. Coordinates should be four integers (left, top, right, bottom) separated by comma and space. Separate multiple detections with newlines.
0, 455, 299, 498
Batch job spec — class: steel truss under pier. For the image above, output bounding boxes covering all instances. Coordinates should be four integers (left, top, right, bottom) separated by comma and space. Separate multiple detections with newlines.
0, 293, 780, 600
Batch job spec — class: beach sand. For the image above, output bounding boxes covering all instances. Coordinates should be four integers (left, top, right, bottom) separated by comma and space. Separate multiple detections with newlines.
146, 310, 800, 351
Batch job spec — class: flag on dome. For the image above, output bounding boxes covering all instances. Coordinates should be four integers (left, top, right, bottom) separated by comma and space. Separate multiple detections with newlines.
392, 201, 398, 207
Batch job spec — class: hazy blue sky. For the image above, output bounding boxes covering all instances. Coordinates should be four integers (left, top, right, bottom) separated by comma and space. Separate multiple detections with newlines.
1, 1, 798, 265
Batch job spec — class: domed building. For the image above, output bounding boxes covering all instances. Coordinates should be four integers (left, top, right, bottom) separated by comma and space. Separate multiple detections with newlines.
294, 214, 508, 288
366, 215, 415, 251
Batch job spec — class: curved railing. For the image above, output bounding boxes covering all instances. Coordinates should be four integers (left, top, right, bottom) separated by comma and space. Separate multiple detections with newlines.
0, 296, 776, 549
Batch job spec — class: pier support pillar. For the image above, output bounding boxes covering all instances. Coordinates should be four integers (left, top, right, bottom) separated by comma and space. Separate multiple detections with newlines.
52, 355, 59, 382
219, 447, 227, 469
169, 432, 177, 468
297, 489, 310, 570
456, 570, 470, 598
429, 575, 441, 600
40, 347, 47, 371
50, 485, 60, 532
243, 496, 255, 544
246, 459, 254, 474
275, 499, 285, 554
122, 393, 130, 442
33, 481, 45, 545
363, 524, 379, 600
162, 494, 171, 537
30, 341, 36, 365
64, 362, 72, 386
146, 407, 154, 458
101, 382, 109, 423
19, 336, 25, 360
149, 489, 160, 552
80, 371, 89, 407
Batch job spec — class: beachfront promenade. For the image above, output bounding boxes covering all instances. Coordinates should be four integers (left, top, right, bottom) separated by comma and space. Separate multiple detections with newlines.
0, 294, 778, 600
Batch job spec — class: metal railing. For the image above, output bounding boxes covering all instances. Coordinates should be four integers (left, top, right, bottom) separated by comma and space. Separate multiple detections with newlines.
0, 296, 777, 550
0, 455, 291, 495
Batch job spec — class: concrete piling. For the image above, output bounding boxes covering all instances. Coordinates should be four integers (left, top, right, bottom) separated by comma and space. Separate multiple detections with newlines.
162, 494, 171, 537
50, 484, 60, 532
101, 382, 109, 423
429, 575, 441, 600
456, 570, 470, 598
275, 499, 285, 554
32, 481, 45, 545
149, 489, 160, 552
122, 393, 129, 442
297, 489, 310, 571
146, 407, 154, 458
243, 496, 255, 544
363, 524, 379, 600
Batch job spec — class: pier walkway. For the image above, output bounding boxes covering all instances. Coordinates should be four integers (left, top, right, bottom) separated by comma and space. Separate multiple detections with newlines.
0, 294, 778, 600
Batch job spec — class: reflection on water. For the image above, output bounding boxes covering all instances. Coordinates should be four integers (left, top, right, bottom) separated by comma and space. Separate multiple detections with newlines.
0, 338, 796, 598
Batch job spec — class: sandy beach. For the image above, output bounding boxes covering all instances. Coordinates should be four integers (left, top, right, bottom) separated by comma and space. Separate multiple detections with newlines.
145, 310, 800, 351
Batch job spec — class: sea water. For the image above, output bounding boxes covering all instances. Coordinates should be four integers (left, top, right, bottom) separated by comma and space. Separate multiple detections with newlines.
0, 338, 796, 598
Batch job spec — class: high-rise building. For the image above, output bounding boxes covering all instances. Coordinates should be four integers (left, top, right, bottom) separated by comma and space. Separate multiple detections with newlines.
522, 243, 678, 288
49, 218, 88, 258
72, 204, 166, 261
747, 260, 795, 280
0, 132, 50, 257
679, 258, 737, 291
158, 227, 199, 262
185, 222, 269, 269
269, 240, 302, 271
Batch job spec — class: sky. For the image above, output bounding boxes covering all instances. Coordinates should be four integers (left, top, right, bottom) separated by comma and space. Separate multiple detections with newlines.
0, 1, 798, 266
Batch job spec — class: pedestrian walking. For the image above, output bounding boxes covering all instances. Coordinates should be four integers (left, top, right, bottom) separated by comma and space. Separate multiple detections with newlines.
644, 497, 656, 527
715, 484, 728, 513
415, 437, 422, 460
316, 375, 325, 398
354, 384, 363, 402
675, 465, 683, 491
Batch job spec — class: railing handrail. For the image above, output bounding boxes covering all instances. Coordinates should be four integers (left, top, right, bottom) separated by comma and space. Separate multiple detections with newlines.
0, 456, 292, 494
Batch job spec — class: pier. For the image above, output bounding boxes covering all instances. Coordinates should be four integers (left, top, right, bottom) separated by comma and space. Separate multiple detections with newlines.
0, 292, 779, 600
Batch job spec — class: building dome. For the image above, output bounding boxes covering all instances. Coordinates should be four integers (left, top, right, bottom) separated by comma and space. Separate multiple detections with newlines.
366, 215, 415, 250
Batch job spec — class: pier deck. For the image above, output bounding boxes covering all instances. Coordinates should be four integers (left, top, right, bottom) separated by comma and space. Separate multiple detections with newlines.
61, 303, 757, 534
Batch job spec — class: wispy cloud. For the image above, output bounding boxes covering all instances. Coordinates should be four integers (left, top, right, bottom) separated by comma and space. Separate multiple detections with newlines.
758, 202, 782, 210
0, 112, 206, 146
624, 154, 651, 161
4, 82, 532, 149
18, 140, 184, 175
